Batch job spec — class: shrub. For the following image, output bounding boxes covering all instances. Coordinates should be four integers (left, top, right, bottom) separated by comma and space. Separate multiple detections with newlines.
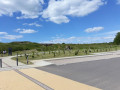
75, 50, 79, 55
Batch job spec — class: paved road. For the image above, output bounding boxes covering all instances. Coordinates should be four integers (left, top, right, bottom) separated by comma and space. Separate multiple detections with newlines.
1, 51, 120, 90
0, 56, 100, 90
37, 57, 120, 90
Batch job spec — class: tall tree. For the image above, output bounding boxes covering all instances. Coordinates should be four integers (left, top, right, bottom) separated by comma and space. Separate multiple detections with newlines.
114, 32, 120, 45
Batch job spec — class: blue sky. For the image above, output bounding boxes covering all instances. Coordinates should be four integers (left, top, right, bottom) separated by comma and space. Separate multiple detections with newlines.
0, 0, 120, 44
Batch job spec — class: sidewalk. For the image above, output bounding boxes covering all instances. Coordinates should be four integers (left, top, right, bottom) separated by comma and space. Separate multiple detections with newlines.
0, 56, 52, 71
1, 56, 25, 67
32, 50, 120, 65
0, 68, 101, 90
48, 52, 120, 65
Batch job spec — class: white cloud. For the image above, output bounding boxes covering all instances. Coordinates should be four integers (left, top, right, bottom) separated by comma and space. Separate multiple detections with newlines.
42, 30, 120, 44
117, 0, 120, 4
23, 23, 42, 27
16, 28, 37, 34
0, 0, 44, 19
42, 0, 105, 24
42, 37, 78, 44
0, 0, 105, 24
42, 36, 114, 44
49, 16, 70, 24
0, 32, 8, 35
96, 30, 120, 36
85, 27, 104, 33
2, 35, 23, 40
0, 31, 23, 40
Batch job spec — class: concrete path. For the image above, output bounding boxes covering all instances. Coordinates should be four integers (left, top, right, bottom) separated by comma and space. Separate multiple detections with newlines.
1, 56, 25, 68
0, 56, 53, 72
0, 56, 29, 71
47, 51, 120, 65
31, 50, 120, 66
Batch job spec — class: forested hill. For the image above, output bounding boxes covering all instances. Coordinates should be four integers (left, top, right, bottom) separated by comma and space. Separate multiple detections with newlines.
0, 41, 43, 52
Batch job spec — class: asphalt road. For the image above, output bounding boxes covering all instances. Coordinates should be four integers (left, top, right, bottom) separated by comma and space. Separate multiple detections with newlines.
36, 57, 120, 90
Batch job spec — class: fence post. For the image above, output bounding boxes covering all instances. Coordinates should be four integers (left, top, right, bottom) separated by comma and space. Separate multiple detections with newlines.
0, 59, 2, 68
27, 55, 28, 65
16, 53, 18, 66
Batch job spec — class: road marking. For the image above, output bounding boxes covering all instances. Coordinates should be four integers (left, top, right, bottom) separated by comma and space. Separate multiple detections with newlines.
20, 68, 101, 90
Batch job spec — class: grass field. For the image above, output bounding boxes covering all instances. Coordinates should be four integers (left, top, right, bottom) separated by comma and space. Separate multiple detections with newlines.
11, 46, 120, 64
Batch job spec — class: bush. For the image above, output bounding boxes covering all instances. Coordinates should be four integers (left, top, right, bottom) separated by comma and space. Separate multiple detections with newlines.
75, 50, 79, 55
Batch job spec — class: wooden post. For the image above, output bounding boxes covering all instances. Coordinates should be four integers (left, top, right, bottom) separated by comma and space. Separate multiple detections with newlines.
0, 59, 2, 68
27, 55, 28, 65
16, 53, 18, 66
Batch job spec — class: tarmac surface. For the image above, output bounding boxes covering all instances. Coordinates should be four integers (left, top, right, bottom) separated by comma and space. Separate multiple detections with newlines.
37, 57, 120, 90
